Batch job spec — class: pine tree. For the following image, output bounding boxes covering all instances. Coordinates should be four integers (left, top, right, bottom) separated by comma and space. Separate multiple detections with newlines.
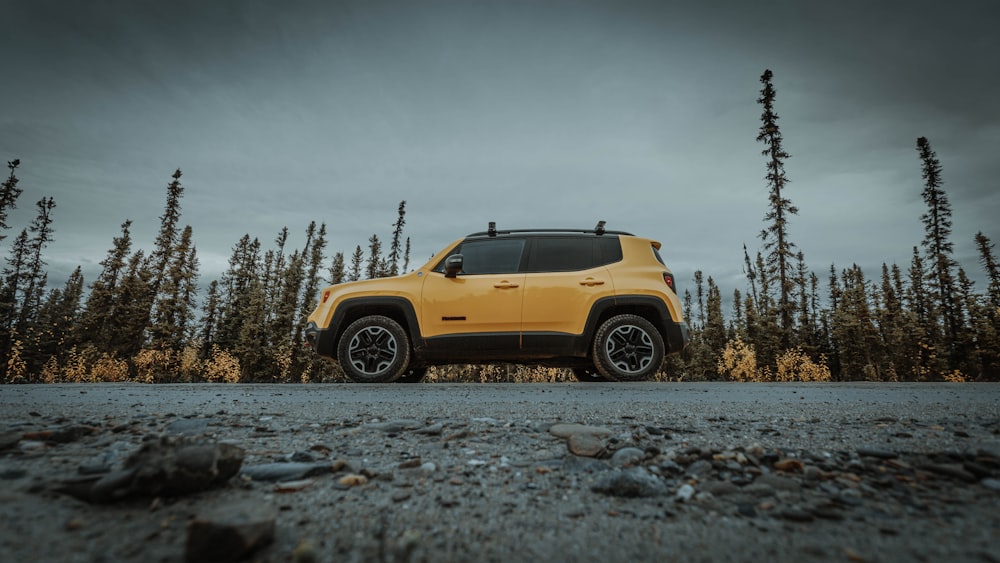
907, 247, 945, 379
198, 280, 221, 356
703, 276, 727, 378
825, 265, 842, 378
77, 221, 134, 352
387, 201, 406, 276
975, 232, 1000, 311
916, 137, 959, 368
756, 69, 798, 349
0, 159, 23, 244
348, 245, 363, 282
328, 252, 346, 285
832, 265, 880, 380
141, 169, 185, 351
111, 251, 153, 359
13, 197, 56, 333
366, 234, 383, 279
149, 225, 198, 350
27, 267, 84, 375
216, 235, 262, 351
402, 237, 411, 273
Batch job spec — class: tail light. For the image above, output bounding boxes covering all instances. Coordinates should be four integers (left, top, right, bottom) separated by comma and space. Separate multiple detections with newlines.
321, 290, 331, 304
662, 272, 677, 294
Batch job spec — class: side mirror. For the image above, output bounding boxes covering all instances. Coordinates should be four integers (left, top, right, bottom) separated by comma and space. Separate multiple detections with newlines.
444, 254, 463, 278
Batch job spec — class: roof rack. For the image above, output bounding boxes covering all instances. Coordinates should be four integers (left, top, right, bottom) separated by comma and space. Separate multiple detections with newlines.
468, 220, 633, 238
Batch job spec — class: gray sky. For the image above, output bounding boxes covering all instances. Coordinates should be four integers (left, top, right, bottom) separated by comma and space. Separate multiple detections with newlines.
2, 0, 998, 305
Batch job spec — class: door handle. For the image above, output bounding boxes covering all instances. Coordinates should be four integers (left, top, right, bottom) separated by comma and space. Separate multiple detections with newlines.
579, 278, 605, 286
494, 281, 520, 289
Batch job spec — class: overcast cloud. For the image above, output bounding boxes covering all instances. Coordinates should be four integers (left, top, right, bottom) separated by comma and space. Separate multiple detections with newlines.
2, 0, 997, 305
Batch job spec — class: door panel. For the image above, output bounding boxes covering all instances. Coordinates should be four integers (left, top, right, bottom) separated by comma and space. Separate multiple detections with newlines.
420, 272, 526, 338
521, 266, 614, 335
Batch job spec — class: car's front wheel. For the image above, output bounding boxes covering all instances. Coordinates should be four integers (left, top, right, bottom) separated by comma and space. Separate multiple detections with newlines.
338, 315, 411, 383
592, 314, 664, 382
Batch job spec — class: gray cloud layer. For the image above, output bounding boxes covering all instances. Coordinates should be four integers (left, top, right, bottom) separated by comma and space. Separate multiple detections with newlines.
2, 0, 997, 298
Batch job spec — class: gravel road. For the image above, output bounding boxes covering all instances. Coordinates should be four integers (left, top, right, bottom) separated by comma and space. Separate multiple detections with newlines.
2, 382, 998, 563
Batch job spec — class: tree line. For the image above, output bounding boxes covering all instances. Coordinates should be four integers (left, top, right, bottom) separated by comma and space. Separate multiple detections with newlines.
671, 70, 1000, 383
2, 69, 998, 383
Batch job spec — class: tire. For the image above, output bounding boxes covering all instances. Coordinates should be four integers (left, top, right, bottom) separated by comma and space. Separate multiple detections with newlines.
337, 315, 411, 383
571, 367, 607, 382
396, 367, 428, 383
592, 314, 664, 382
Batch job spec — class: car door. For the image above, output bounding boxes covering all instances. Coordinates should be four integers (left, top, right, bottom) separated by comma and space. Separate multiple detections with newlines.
520, 237, 616, 336
420, 238, 526, 352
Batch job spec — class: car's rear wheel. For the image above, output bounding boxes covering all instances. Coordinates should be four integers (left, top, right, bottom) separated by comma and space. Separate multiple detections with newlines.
592, 314, 664, 382
338, 315, 411, 383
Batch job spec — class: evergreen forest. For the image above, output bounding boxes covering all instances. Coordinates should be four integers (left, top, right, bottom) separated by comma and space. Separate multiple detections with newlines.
2, 70, 998, 384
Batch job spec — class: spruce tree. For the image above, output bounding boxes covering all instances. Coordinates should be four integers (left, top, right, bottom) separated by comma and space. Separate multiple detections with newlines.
366, 234, 383, 279
916, 137, 959, 368
907, 247, 945, 378
328, 252, 346, 285
756, 69, 798, 349
216, 235, 262, 351
975, 232, 1000, 311
149, 225, 198, 350
14, 197, 56, 333
198, 280, 221, 356
0, 159, 23, 244
402, 237, 411, 273
387, 201, 406, 276
28, 267, 84, 374
703, 276, 727, 378
348, 245, 363, 282
77, 221, 134, 352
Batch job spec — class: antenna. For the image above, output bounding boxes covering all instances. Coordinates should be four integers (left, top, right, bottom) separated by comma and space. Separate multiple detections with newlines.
595, 220, 606, 235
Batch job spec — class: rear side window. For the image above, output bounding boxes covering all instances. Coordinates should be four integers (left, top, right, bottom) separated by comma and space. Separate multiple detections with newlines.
525, 236, 623, 272
448, 239, 526, 274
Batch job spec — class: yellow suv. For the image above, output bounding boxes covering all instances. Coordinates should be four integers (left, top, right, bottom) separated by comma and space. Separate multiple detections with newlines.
304, 222, 689, 382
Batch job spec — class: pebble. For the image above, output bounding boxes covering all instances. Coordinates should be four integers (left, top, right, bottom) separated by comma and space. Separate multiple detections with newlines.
609, 447, 645, 467
186, 500, 276, 562
591, 467, 666, 498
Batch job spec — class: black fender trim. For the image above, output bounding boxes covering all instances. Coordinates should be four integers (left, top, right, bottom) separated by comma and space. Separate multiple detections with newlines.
316, 297, 423, 360
582, 295, 690, 355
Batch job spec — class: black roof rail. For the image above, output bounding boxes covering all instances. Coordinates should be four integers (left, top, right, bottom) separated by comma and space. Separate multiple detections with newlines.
467, 221, 634, 237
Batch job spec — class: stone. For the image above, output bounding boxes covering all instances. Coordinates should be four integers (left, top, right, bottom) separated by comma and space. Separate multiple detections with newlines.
166, 418, 216, 436
674, 483, 695, 502
919, 463, 978, 483
701, 480, 741, 496
0, 429, 22, 451
55, 437, 245, 502
548, 423, 613, 439
366, 420, 423, 433
240, 462, 331, 482
567, 433, 606, 458
610, 447, 645, 468
856, 447, 898, 460
686, 459, 713, 478
980, 478, 1000, 492
591, 467, 666, 498
186, 500, 276, 562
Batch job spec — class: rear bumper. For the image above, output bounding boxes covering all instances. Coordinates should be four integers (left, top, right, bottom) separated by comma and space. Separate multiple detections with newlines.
666, 321, 690, 355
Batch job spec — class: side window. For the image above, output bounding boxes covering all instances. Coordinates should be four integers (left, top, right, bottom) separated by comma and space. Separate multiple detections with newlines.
597, 237, 623, 265
452, 239, 525, 274
526, 238, 596, 272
